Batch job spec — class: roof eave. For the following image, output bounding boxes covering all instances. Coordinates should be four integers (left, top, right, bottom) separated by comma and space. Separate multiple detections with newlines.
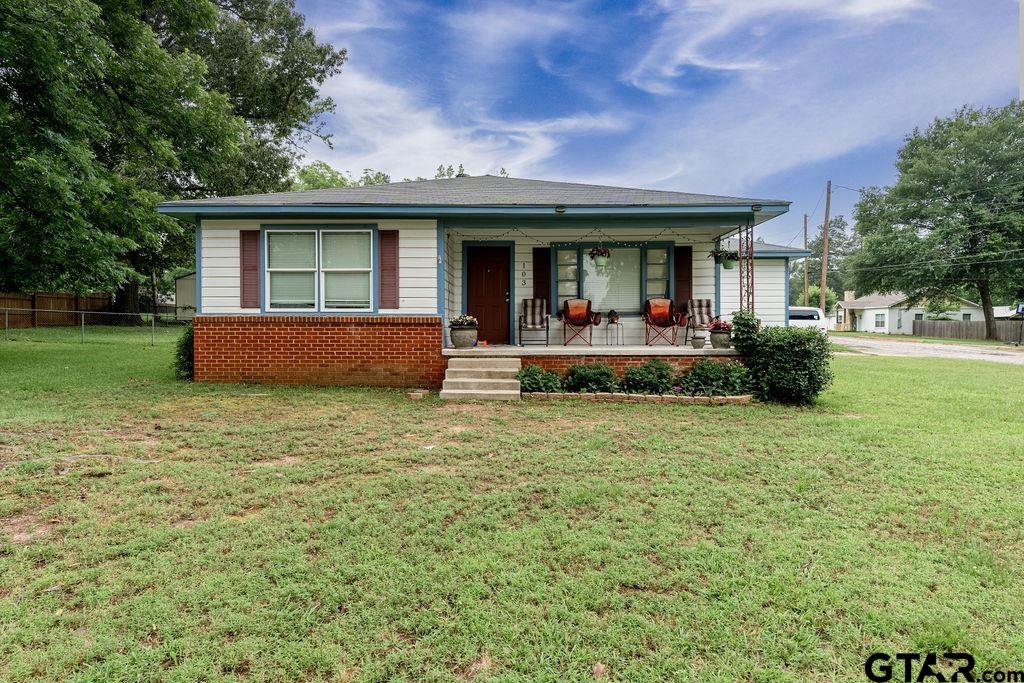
156, 202, 791, 220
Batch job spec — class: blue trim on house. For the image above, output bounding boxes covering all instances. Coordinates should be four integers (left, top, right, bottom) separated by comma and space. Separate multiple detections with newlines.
436, 220, 446, 319
258, 223, 378, 315
158, 203, 791, 219
757, 249, 811, 258
784, 258, 791, 327
461, 240, 516, 344
194, 218, 202, 315
713, 237, 721, 317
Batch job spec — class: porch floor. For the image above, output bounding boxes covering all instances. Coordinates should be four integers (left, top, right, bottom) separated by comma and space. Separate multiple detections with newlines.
442, 345, 740, 357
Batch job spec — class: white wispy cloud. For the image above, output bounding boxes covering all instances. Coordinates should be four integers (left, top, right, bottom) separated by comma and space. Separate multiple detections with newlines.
625, 0, 930, 94
305, 68, 628, 180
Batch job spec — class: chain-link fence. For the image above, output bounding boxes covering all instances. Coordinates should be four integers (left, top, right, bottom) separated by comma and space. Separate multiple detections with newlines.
2, 308, 189, 345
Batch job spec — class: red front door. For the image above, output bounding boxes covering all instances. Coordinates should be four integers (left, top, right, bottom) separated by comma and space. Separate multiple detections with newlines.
466, 246, 510, 344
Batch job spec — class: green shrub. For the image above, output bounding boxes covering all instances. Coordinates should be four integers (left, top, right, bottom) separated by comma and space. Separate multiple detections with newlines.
174, 323, 194, 380
620, 359, 674, 394
564, 362, 617, 393
516, 364, 563, 392
746, 326, 832, 404
729, 309, 760, 356
676, 359, 749, 397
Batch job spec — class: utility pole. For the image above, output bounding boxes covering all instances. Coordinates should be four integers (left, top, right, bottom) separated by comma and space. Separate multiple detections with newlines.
819, 180, 832, 312
803, 213, 809, 307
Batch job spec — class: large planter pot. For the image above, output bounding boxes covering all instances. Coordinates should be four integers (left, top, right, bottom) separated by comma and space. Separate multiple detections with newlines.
592, 255, 609, 267
690, 334, 706, 349
450, 326, 478, 348
719, 258, 737, 270
710, 331, 732, 349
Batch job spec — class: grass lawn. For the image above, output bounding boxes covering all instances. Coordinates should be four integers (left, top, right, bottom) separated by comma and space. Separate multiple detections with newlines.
830, 330, 1023, 349
2, 332, 1024, 682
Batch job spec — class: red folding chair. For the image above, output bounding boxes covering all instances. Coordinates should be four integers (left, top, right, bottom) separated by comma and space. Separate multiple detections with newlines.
562, 299, 602, 345
643, 298, 682, 345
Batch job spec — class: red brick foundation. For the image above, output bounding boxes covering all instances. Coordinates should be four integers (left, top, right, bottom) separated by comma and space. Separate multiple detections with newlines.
519, 354, 738, 376
193, 315, 445, 388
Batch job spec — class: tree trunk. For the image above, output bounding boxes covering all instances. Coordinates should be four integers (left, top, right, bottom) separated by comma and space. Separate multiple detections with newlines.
977, 279, 997, 340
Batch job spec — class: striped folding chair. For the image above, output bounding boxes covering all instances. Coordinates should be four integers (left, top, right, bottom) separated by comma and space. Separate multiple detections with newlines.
683, 299, 715, 346
518, 298, 550, 346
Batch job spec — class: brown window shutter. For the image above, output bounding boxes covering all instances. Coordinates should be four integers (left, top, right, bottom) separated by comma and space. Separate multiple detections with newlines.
532, 247, 551, 312
240, 230, 260, 309
379, 230, 399, 309
674, 246, 693, 308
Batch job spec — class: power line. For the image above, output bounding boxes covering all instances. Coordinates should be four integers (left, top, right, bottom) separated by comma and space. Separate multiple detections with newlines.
830, 250, 1024, 274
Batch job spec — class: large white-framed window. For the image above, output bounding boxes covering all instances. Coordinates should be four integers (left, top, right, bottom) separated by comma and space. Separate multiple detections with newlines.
266, 230, 317, 311
320, 229, 373, 311
264, 227, 375, 312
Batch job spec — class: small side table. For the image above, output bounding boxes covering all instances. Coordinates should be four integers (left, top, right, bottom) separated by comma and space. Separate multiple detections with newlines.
605, 321, 624, 345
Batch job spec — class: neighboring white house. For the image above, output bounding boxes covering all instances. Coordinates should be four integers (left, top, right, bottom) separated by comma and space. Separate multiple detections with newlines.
174, 271, 196, 320
835, 292, 984, 335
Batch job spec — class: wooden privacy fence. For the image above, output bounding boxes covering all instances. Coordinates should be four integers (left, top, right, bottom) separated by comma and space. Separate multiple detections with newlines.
0, 292, 112, 328
913, 318, 1024, 343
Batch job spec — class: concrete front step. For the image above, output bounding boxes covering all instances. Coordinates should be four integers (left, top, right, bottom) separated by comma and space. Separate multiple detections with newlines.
444, 367, 520, 380
439, 389, 521, 401
442, 378, 520, 391
446, 357, 522, 370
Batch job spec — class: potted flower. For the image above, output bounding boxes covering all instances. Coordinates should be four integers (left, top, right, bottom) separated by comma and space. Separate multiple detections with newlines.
708, 248, 739, 270
708, 318, 733, 348
588, 246, 611, 267
449, 314, 479, 348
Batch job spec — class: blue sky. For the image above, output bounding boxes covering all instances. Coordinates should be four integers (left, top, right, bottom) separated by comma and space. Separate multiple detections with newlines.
297, 0, 1019, 245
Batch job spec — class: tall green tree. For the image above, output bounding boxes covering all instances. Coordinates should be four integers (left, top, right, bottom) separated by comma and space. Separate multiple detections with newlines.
292, 161, 390, 190
0, 0, 346, 308
848, 102, 1024, 339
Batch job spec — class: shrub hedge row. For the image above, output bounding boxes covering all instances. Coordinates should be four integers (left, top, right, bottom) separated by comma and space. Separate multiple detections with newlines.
517, 359, 750, 397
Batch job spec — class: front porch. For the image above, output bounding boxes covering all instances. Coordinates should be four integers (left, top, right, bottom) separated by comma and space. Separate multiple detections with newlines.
439, 219, 785, 348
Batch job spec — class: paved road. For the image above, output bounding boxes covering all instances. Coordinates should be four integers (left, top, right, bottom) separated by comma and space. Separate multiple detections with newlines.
833, 334, 1024, 366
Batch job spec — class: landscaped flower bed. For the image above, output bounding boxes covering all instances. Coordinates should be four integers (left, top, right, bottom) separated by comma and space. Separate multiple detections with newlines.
517, 359, 754, 403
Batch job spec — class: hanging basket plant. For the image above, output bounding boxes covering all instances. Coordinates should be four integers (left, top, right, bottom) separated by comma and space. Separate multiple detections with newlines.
709, 248, 739, 269
588, 246, 611, 267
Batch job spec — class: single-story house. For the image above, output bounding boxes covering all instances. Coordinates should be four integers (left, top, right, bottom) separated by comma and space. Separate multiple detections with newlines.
157, 175, 805, 389
835, 291, 984, 334
174, 271, 196, 320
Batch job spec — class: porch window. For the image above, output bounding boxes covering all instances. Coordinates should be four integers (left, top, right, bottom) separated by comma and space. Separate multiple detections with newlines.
267, 231, 316, 310
874, 313, 885, 328
553, 243, 672, 314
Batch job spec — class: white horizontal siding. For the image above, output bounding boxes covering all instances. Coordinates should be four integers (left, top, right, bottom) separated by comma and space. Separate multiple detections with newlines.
198, 218, 437, 314
719, 258, 788, 327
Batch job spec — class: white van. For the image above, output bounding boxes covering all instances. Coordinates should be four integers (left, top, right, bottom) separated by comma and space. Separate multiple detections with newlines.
789, 307, 828, 333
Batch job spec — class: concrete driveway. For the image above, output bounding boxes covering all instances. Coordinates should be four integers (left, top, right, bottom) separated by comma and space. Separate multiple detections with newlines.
833, 334, 1024, 366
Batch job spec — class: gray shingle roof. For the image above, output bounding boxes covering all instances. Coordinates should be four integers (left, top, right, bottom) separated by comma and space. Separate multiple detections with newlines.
158, 174, 789, 209
838, 293, 908, 309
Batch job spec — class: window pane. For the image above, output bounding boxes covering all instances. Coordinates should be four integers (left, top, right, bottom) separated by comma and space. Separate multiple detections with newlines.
647, 248, 667, 265
557, 250, 578, 265
269, 272, 315, 308
557, 264, 577, 280
646, 279, 669, 298
267, 232, 315, 269
557, 281, 578, 296
647, 263, 667, 280
583, 248, 641, 312
324, 272, 371, 309
322, 232, 371, 269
